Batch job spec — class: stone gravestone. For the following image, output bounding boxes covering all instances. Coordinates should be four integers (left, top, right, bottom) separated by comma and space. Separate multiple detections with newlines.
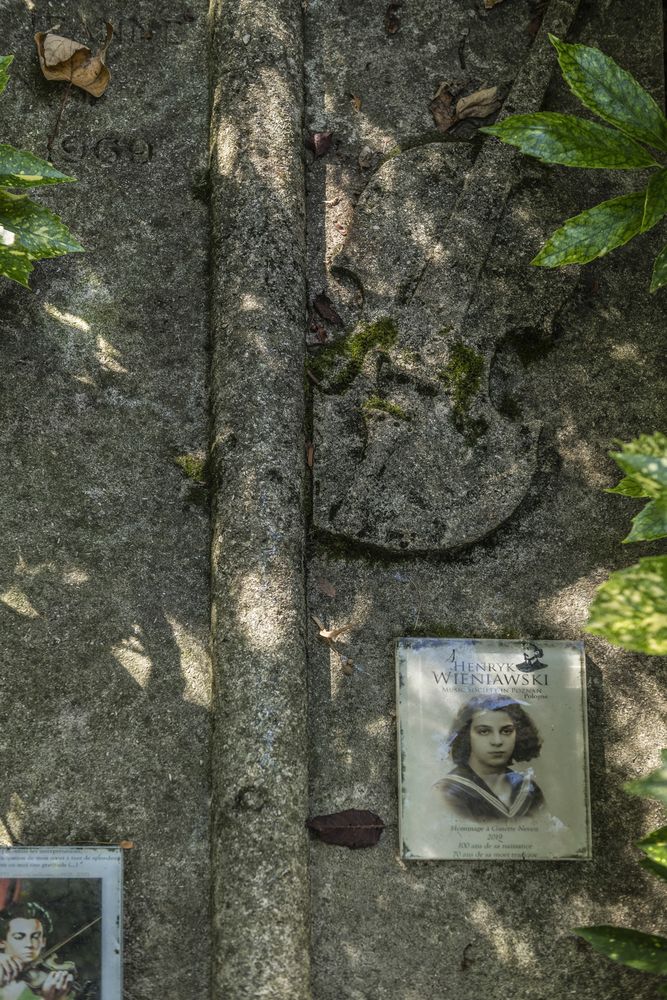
0, 2, 211, 997
305, 0, 667, 998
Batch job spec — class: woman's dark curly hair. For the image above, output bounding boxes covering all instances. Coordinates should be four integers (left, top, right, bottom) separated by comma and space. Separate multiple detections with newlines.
448, 695, 542, 764
0, 901, 53, 941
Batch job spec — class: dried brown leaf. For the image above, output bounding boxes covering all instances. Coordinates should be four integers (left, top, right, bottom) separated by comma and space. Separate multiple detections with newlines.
306, 443, 315, 469
430, 82, 458, 132
484, 0, 506, 8
310, 614, 352, 644
317, 577, 336, 598
118, 839, 134, 850
384, 3, 401, 33
306, 131, 333, 157
306, 809, 385, 848
313, 292, 343, 326
35, 22, 113, 97
358, 144, 374, 170
339, 654, 354, 675
350, 93, 362, 112
455, 86, 501, 121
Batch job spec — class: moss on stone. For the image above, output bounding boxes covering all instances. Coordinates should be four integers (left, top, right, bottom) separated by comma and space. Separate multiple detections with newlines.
362, 395, 410, 420
438, 342, 486, 442
307, 317, 398, 393
174, 453, 207, 484
404, 622, 467, 638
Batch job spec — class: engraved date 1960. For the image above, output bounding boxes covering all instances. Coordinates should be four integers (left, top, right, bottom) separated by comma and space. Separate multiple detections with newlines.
58, 134, 153, 165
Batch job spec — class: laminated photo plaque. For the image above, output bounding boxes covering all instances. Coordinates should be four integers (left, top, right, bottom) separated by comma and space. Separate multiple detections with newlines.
396, 638, 591, 861
0, 846, 122, 999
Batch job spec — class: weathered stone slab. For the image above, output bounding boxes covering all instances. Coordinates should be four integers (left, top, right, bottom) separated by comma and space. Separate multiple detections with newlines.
309, 1, 584, 553
0, 2, 210, 996
306, 0, 667, 998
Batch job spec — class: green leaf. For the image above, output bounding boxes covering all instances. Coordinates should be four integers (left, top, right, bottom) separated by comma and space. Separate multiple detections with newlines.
574, 926, 667, 975
550, 35, 667, 152
613, 453, 667, 488
651, 244, 667, 293
640, 826, 667, 869
0, 243, 34, 287
614, 433, 667, 457
586, 555, 667, 654
642, 169, 667, 232
606, 475, 655, 498
626, 750, 667, 805
0, 55, 13, 97
640, 857, 667, 882
624, 494, 667, 543
0, 190, 83, 261
0, 145, 76, 189
481, 113, 658, 168
532, 191, 646, 268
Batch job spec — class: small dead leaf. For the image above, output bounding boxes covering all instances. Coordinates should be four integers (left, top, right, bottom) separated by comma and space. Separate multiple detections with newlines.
306, 443, 315, 469
313, 292, 343, 327
317, 577, 336, 598
384, 2, 401, 33
358, 144, 374, 170
340, 654, 354, 675
350, 93, 362, 112
35, 22, 113, 97
306, 131, 333, 157
311, 614, 352, 644
430, 82, 458, 132
118, 839, 134, 850
306, 809, 385, 848
484, 0, 506, 7
455, 85, 501, 121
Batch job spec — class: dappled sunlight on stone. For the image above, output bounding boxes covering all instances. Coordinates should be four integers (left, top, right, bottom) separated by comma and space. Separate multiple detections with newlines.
62, 567, 90, 586
5, 793, 26, 842
0, 585, 40, 618
166, 614, 212, 707
112, 635, 152, 688
469, 900, 538, 969
43, 303, 91, 332
96, 335, 129, 375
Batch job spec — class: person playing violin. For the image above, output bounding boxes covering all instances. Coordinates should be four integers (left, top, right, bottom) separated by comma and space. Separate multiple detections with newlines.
0, 903, 75, 1000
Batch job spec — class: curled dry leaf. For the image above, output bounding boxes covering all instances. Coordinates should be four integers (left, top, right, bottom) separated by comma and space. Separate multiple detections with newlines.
317, 577, 336, 598
384, 2, 401, 33
310, 614, 353, 644
306, 131, 333, 157
484, 0, 507, 8
313, 292, 343, 326
358, 144, 374, 170
350, 93, 362, 112
430, 82, 458, 132
455, 86, 501, 120
306, 443, 315, 469
118, 840, 134, 850
35, 22, 113, 97
306, 809, 385, 848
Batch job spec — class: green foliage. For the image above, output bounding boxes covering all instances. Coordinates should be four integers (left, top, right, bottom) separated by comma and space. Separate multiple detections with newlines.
608, 433, 667, 543
574, 927, 667, 976
627, 750, 667, 807
481, 37, 667, 291
586, 433, 667, 653
483, 113, 658, 169
576, 755, 667, 988
0, 56, 82, 286
586, 555, 667, 654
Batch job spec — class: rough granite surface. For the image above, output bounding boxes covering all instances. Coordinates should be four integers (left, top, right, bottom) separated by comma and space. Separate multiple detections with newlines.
0, 3, 211, 998
305, 0, 667, 998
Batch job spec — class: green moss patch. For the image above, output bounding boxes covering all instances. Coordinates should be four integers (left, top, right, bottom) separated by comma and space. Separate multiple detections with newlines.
362, 395, 410, 420
307, 317, 398, 393
174, 453, 207, 484
438, 342, 486, 442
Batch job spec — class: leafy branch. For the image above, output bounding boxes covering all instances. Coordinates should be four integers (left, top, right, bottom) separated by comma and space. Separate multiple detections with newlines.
0, 55, 83, 287
482, 36, 667, 292
575, 753, 667, 994
586, 432, 667, 655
